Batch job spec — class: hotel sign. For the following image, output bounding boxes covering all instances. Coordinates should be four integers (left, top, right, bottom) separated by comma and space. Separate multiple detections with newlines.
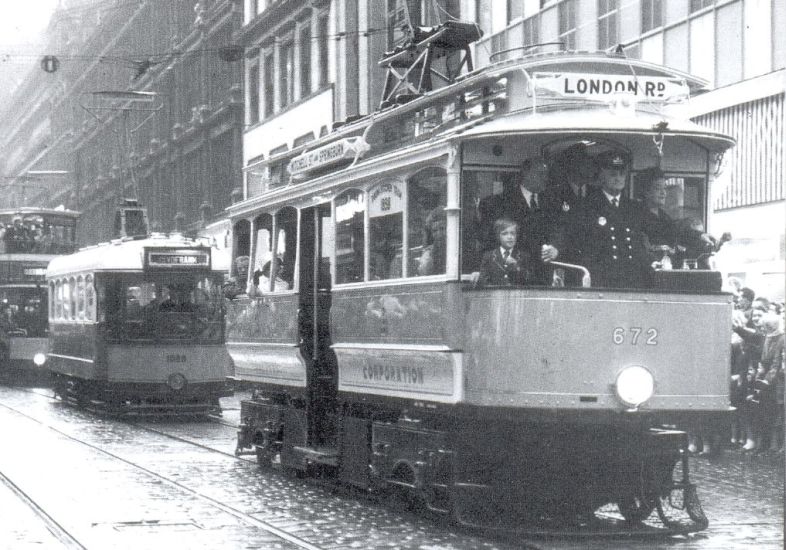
531, 72, 690, 103
288, 137, 369, 177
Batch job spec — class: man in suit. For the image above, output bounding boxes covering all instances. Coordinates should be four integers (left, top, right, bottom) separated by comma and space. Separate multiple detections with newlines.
478, 157, 560, 285
540, 143, 597, 285
572, 150, 652, 289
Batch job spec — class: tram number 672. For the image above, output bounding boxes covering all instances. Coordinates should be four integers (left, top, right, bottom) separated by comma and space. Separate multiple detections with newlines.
612, 327, 658, 346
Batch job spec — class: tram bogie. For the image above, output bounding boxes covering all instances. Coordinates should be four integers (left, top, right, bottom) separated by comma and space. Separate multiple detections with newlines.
229, 50, 734, 537
46, 234, 233, 415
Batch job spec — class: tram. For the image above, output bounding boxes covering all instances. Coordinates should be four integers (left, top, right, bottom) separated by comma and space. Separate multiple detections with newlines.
0, 207, 80, 383
229, 48, 734, 536
45, 223, 233, 414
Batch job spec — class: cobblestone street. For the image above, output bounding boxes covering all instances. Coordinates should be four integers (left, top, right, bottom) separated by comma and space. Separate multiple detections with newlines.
0, 387, 781, 550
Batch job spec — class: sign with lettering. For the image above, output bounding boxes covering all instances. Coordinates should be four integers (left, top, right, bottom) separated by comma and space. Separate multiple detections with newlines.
145, 247, 211, 270
336, 345, 462, 404
288, 137, 369, 177
368, 181, 404, 218
531, 72, 690, 103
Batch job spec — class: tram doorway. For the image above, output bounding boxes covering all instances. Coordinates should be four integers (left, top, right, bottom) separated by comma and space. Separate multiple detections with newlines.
298, 204, 338, 449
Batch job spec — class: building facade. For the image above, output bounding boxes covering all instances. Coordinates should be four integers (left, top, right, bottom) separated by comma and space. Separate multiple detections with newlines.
0, 0, 245, 245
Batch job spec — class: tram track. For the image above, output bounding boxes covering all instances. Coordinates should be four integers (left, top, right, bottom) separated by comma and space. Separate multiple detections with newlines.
0, 398, 325, 550
0, 469, 87, 550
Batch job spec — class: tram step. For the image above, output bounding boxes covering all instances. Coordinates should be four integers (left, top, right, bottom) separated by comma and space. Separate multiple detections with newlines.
293, 446, 339, 466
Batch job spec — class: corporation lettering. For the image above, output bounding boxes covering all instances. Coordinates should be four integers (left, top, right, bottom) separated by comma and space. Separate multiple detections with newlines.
362, 363, 424, 385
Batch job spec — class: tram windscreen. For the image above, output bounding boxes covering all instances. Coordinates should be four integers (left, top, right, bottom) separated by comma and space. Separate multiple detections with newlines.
0, 287, 48, 337
103, 275, 223, 342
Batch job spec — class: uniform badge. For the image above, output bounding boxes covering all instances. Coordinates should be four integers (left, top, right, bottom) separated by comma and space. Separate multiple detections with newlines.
562, 201, 570, 212
598, 216, 607, 226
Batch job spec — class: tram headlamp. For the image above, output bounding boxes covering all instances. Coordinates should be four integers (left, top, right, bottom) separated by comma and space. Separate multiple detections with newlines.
167, 373, 187, 391
614, 365, 654, 409
33, 353, 47, 367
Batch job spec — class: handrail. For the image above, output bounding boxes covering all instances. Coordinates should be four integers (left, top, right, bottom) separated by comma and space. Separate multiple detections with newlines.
547, 260, 591, 288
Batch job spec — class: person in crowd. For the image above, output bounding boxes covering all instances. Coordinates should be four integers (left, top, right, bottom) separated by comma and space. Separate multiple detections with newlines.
757, 311, 784, 453
477, 218, 533, 287
253, 258, 291, 292
734, 303, 768, 451
223, 255, 250, 299
416, 207, 447, 276
479, 157, 560, 285
570, 149, 651, 289
637, 167, 678, 268
737, 287, 756, 324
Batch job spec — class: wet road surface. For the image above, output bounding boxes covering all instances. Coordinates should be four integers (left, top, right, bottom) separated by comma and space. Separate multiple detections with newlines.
0, 386, 782, 549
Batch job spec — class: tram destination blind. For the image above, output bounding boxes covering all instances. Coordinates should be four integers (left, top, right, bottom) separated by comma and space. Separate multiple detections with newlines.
145, 248, 211, 270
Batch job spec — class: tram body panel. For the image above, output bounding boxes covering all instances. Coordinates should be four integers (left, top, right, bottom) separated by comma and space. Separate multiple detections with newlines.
105, 344, 230, 384
462, 289, 731, 411
225, 294, 305, 387
331, 282, 465, 403
47, 322, 103, 380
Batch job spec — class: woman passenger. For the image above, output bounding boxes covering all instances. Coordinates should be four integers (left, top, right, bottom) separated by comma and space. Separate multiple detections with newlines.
638, 168, 677, 267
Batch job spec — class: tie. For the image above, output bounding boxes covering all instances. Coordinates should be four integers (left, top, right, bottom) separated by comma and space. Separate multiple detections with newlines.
611, 197, 619, 208
532, 193, 538, 209
503, 250, 510, 261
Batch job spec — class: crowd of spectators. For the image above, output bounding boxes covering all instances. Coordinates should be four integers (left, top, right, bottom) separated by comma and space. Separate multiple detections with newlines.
689, 281, 785, 456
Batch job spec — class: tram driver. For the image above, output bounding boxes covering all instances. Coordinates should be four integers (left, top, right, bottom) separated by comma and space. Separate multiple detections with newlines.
571, 150, 652, 289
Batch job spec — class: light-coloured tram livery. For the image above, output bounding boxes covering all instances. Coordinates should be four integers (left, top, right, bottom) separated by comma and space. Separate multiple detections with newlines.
230, 51, 734, 535
46, 234, 232, 414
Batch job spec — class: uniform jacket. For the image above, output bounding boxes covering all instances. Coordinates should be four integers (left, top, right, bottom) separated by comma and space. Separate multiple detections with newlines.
477, 247, 534, 287
571, 188, 652, 289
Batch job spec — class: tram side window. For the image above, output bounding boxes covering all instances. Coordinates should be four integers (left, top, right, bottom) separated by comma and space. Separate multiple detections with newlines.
408, 168, 447, 277
368, 180, 405, 280
69, 278, 77, 320
251, 214, 273, 292
85, 275, 95, 321
77, 276, 85, 320
335, 189, 366, 284
272, 207, 297, 290
231, 219, 251, 295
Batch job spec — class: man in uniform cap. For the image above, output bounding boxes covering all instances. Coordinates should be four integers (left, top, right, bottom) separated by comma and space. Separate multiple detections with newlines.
570, 149, 652, 289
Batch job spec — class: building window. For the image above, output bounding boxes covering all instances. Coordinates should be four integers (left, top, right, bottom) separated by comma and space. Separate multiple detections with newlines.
248, 63, 260, 125
508, 0, 524, 22
641, 0, 663, 32
558, 0, 577, 50
522, 14, 539, 47
280, 38, 295, 108
598, 0, 618, 50
318, 14, 329, 87
689, 0, 715, 13
299, 24, 311, 98
263, 51, 274, 117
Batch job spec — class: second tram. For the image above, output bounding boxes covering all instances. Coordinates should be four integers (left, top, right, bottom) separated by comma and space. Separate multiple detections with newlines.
229, 49, 735, 536
46, 233, 233, 414
0, 207, 80, 383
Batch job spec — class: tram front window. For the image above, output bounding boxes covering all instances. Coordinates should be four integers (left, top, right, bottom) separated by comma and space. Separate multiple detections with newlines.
107, 276, 223, 342
0, 288, 48, 337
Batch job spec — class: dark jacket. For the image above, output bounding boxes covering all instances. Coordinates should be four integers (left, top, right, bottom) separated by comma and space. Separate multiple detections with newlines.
477, 247, 534, 287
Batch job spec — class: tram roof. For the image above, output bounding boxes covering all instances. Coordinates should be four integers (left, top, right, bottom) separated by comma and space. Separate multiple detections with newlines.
46, 233, 219, 277
0, 207, 80, 219
455, 107, 735, 152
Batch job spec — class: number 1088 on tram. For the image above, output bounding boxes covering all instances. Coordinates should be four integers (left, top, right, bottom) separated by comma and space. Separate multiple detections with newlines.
45, 234, 233, 414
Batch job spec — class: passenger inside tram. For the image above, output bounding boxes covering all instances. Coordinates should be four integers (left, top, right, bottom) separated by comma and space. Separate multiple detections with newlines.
415, 207, 447, 276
